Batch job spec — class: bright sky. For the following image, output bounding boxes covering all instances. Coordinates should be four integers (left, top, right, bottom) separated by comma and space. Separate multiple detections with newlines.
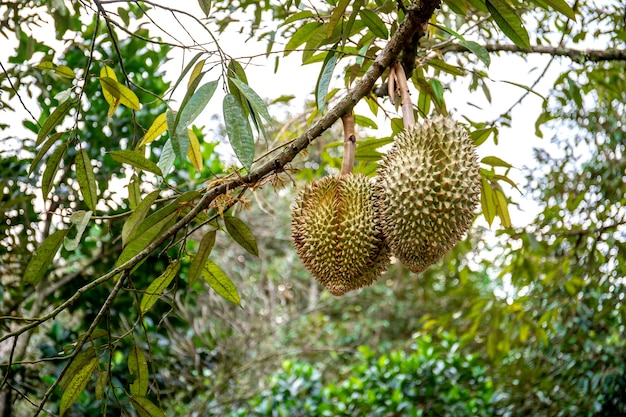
0, 1, 576, 229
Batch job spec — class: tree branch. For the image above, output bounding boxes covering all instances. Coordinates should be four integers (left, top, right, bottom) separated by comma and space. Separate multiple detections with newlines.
444, 43, 626, 62
0, 0, 443, 345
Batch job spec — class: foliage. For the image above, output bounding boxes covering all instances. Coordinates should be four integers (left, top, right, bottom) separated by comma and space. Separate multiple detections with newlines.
225, 336, 495, 417
0, 0, 625, 416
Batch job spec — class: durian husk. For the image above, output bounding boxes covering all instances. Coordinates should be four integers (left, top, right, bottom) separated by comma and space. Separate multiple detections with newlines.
377, 116, 481, 273
291, 173, 389, 296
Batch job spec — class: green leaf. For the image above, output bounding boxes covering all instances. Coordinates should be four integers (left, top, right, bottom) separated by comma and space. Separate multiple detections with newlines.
481, 177, 496, 226
189, 230, 216, 286
63, 210, 92, 251
541, 0, 576, 20
284, 22, 323, 56
157, 138, 176, 177
140, 260, 180, 313
432, 24, 491, 67
464, 40, 491, 68
224, 216, 258, 257
109, 150, 163, 176
138, 112, 167, 147
170, 52, 204, 95
128, 342, 150, 397
115, 211, 178, 275
130, 397, 166, 417
315, 48, 338, 113
354, 114, 378, 129
359, 9, 388, 39
481, 155, 514, 168
327, 0, 351, 37
280, 10, 315, 27
99, 76, 142, 110
173, 80, 218, 160
42, 142, 68, 202
499, 79, 547, 101
36, 100, 73, 146
223, 94, 255, 171
75, 149, 98, 211
228, 77, 271, 122
130, 191, 200, 243
427, 58, 467, 76
122, 190, 160, 247
128, 174, 141, 210
59, 357, 97, 417
30, 131, 65, 174
486, 0, 531, 49
470, 127, 495, 146
198, 0, 211, 17
201, 260, 241, 306
429, 78, 444, 106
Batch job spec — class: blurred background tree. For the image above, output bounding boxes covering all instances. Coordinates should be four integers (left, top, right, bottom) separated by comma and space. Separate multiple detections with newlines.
0, 0, 625, 416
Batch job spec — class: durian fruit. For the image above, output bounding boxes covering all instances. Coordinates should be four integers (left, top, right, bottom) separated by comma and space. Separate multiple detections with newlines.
376, 116, 481, 273
291, 173, 389, 296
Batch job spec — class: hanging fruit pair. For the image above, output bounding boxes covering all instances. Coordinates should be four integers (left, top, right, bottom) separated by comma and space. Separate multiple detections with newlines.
291, 113, 389, 296
376, 62, 481, 273
291, 61, 481, 296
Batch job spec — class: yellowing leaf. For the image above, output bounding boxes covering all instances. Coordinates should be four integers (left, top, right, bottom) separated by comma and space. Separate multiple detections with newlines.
55, 65, 76, 79
202, 260, 241, 306
128, 342, 149, 397
75, 149, 98, 211
59, 357, 97, 417
224, 216, 258, 257
138, 113, 168, 147
187, 129, 202, 172
140, 260, 180, 313
494, 188, 512, 227
99, 76, 141, 111
100, 66, 118, 108
59, 348, 96, 389
130, 396, 166, 417
188, 58, 206, 89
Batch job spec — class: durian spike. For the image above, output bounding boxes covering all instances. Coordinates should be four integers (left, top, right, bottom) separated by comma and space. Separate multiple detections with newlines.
393, 61, 415, 129
341, 111, 356, 175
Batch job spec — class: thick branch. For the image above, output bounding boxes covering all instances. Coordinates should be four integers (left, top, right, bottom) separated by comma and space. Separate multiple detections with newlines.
444, 43, 626, 62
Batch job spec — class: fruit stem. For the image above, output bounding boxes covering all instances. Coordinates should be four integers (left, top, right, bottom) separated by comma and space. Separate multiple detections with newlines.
341, 111, 356, 175
393, 61, 415, 129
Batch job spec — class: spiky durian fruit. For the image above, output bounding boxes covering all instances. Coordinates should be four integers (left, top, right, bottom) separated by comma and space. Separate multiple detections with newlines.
291, 174, 389, 296
377, 116, 481, 273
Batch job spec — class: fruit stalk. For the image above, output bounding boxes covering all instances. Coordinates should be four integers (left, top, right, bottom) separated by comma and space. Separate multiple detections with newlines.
341, 111, 357, 175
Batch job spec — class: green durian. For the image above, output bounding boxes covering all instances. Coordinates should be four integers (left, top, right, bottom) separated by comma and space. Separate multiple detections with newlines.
291, 173, 389, 296
377, 116, 481, 273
